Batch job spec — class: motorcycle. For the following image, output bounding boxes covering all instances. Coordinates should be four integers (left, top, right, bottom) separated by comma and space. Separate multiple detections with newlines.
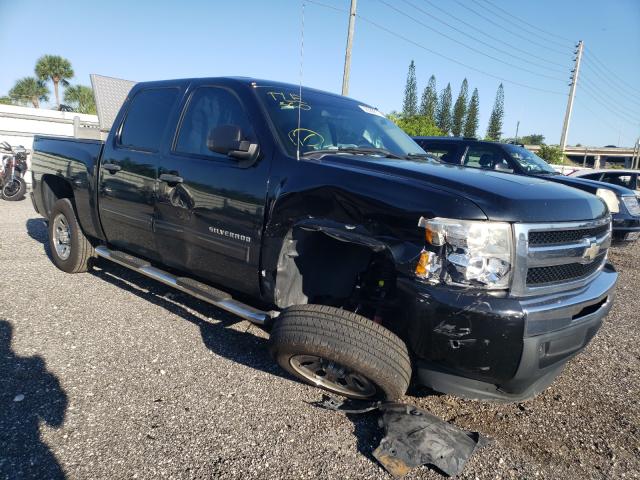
0, 141, 28, 201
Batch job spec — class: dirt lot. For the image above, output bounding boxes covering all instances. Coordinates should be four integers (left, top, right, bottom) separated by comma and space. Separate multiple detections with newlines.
1, 199, 638, 479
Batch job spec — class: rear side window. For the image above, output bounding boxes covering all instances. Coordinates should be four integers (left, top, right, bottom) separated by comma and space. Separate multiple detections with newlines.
175, 87, 255, 158
119, 88, 179, 151
416, 142, 462, 164
464, 145, 509, 170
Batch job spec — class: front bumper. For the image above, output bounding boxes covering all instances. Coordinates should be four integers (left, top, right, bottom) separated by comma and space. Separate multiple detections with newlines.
612, 212, 640, 243
398, 264, 617, 402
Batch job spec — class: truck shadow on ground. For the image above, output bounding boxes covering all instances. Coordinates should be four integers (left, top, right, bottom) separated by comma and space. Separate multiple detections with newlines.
0, 320, 68, 479
25, 217, 409, 462
25, 217, 291, 383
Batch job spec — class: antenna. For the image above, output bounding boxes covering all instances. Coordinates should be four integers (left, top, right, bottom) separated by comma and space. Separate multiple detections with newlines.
297, 1, 306, 161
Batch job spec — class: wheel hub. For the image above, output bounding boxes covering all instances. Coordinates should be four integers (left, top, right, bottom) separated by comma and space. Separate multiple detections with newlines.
53, 213, 71, 260
289, 354, 377, 399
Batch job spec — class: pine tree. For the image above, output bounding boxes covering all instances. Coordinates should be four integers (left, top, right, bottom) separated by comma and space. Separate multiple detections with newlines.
451, 79, 468, 137
419, 75, 437, 122
486, 83, 504, 141
463, 88, 480, 138
402, 60, 418, 117
435, 83, 452, 135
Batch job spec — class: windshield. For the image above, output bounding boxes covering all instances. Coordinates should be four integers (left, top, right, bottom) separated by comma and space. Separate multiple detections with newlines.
255, 86, 427, 159
503, 144, 556, 174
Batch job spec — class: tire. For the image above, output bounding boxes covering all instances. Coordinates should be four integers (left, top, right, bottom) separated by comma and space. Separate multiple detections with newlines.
48, 198, 94, 273
1, 177, 26, 201
269, 304, 411, 400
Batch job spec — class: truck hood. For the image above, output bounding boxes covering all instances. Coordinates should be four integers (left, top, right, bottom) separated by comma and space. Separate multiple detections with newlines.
317, 155, 608, 222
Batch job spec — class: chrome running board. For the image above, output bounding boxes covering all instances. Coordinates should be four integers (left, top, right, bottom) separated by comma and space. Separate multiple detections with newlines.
95, 246, 275, 325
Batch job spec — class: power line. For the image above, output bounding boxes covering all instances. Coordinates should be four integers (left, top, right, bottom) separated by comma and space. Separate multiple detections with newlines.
377, 0, 567, 82
580, 57, 640, 105
305, 0, 566, 95
419, 0, 570, 71
582, 48, 640, 99
580, 75, 640, 115
579, 81, 640, 126
475, 0, 574, 46
452, 0, 571, 57
402, 0, 568, 75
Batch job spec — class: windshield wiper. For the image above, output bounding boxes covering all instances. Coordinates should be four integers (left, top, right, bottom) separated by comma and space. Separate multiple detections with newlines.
303, 147, 403, 159
405, 152, 437, 161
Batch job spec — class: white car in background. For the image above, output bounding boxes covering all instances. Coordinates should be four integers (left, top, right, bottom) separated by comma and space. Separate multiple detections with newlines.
569, 169, 640, 197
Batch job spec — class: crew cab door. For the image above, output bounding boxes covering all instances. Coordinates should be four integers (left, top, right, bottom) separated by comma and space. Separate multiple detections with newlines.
98, 87, 180, 260
155, 85, 269, 296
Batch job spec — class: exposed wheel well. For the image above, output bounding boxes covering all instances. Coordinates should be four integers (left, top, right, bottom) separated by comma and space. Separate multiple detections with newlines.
274, 228, 397, 318
40, 174, 74, 219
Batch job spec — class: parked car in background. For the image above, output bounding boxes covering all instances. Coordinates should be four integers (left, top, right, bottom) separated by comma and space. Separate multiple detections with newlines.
413, 137, 640, 244
569, 169, 640, 197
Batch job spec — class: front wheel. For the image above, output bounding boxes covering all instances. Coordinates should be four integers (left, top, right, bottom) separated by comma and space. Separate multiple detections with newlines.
269, 304, 412, 400
1, 177, 26, 201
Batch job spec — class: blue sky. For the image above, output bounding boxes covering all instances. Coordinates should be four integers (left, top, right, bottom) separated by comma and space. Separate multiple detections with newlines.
1, 0, 638, 146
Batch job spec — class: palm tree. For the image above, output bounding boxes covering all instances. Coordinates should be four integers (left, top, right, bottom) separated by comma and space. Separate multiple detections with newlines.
9, 77, 50, 108
35, 55, 74, 108
64, 85, 96, 114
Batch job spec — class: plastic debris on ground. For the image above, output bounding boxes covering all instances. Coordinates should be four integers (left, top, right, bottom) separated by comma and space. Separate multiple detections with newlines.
314, 395, 488, 478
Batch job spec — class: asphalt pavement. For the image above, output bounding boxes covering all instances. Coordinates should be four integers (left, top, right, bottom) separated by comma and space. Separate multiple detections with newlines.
0, 199, 638, 479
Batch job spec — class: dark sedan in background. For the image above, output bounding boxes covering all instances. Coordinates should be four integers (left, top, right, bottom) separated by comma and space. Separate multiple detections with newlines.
413, 137, 640, 244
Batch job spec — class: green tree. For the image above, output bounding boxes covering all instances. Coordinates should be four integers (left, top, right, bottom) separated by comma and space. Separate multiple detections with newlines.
419, 75, 437, 122
486, 83, 504, 141
451, 78, 468, 137
64, 85, 96, 114
388, 113, 442, 137
35, 55, 74, 108
402, 60, 418, 117
0, 96, 14, 105
537, 144, 566, 164
519, 133, 545, 145
436, 83, 453, 135
9, 77, 50, 108
463, 88, 480, 138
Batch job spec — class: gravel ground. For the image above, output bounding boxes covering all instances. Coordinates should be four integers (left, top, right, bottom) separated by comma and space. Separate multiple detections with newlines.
0, 199, 638, 479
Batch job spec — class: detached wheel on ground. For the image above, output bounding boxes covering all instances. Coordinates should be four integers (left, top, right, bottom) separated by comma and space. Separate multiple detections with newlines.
269, 304, 411, 400
48, 198, 94, 273
1, 177, 26, 201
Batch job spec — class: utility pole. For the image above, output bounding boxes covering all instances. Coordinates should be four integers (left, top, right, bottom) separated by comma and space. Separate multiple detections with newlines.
341, 0, 357, 96
559, 40, 584, 153
515, 120, 520, 143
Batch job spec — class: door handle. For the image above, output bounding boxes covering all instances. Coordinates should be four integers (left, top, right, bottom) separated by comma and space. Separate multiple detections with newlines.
103, 163, 121, 173
159, 173, 184, 185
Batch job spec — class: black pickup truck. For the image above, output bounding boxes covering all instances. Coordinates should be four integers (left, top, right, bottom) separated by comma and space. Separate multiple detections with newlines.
413, 136, 640, 244
31, 77, 617, 402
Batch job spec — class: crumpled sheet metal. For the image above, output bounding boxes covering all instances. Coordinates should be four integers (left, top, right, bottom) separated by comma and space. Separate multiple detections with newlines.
315, 396, 487, 478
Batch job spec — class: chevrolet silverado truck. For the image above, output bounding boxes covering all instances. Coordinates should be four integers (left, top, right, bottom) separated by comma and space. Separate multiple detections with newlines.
413, 136, 640, 244
30, 77, 617, 402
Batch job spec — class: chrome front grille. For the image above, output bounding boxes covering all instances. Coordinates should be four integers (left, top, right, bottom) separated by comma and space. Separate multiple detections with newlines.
511, 216, 612, 297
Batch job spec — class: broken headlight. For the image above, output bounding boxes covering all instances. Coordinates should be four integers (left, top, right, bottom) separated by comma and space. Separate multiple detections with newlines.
415, 217, 513, 289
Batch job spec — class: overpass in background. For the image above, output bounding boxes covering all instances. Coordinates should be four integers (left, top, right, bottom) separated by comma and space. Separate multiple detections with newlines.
525, 144, 639, 168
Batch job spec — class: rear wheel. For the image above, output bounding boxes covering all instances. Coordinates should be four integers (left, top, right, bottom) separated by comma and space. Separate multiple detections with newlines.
48, 198, 94, 273
269, 304, 411, 400
1, 177, 26, 201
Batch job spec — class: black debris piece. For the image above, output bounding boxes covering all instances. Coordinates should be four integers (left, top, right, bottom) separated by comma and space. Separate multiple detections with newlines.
314, 395, 487, 478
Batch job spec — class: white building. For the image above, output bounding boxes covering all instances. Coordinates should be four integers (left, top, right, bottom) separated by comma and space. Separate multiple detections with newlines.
0, 104, 99, 184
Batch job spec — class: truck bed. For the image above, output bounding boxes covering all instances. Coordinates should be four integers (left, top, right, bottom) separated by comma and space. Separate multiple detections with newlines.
31, 135, 105, 241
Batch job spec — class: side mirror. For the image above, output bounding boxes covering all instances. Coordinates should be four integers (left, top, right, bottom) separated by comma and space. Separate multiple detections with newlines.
207, 124, 259, 162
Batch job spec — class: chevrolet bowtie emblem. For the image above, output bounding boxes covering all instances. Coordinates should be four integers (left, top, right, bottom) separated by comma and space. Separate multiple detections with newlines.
582, 241, 600, 261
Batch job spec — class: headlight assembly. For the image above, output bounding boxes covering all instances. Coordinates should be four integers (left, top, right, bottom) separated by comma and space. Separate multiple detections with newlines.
596, 188, 620, 214
415, 217, 513, 289
621, 195, 640, 216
